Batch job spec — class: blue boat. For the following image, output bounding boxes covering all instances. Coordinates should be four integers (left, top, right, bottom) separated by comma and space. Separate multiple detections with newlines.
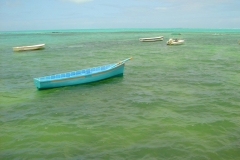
33, 57, 132, 90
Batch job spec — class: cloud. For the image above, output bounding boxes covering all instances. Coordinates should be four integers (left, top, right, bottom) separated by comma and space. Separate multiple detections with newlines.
64, 0, 93, 4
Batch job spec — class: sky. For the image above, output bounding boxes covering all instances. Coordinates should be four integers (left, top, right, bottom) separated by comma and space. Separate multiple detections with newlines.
0, 0, 240, 31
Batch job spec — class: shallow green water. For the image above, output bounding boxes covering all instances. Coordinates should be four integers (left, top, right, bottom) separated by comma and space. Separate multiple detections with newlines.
0, 29, 240, 159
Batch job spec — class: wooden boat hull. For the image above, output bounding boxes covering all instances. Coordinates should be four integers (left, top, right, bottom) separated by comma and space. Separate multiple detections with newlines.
139, 36, 164, 42
13, 44, 45, 51
34, 58, 132, 90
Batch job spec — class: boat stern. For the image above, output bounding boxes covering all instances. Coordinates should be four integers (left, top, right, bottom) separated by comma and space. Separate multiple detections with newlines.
33, 78, 41, 89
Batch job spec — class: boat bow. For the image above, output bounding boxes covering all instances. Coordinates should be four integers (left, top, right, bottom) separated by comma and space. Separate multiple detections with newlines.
110, 57, 132, 69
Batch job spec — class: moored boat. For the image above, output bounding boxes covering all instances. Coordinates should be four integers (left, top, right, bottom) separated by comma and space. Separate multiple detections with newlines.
166, 38, 184, 45
171, 33, 181, 35
139, 36, 164, 42
13, 44, 45, 51
34, 57, 132, 90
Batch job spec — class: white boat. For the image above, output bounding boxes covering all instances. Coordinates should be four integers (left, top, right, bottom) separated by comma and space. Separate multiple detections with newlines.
13, 44, 45, 51
139, 36, 164, 42
166, 39, 184, 45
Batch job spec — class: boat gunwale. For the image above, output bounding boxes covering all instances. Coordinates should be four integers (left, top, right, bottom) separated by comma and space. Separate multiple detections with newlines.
13, 44, 45, 49
139, 36, 164, 41
35, 63, 124, 83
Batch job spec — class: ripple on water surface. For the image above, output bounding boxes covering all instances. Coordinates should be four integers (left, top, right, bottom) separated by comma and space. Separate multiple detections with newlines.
0, 30, 240, 159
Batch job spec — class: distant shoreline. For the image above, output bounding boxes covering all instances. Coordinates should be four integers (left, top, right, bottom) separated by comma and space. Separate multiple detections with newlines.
1, 28, 240, 34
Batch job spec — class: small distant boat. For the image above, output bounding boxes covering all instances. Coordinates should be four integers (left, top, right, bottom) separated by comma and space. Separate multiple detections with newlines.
171, 33, 181, 35
166, 38, 184, 45
212, 33, 223, 36
34, 57, 132, 90
13, 44, 45, 51
139, 36, 164, 42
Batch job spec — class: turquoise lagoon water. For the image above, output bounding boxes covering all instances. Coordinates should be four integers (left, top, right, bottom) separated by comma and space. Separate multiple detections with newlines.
0, 28, 240, 159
